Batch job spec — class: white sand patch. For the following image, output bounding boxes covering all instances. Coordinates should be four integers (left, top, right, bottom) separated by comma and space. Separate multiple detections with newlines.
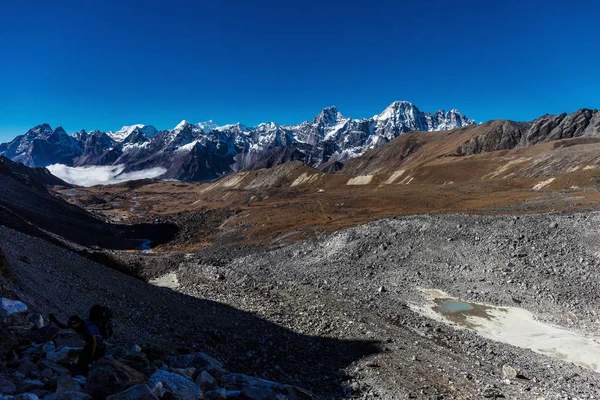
567, 166, 581, 173
221, 173, 248, 188
383, 169, 405, 184
149, 272, 179, 290
413, 289, 600, 373
399, 175, 414, 185
532, 177, 555, 191
346, 175, 373, 185
291, 172, 319, 187
584, 165, 598, 170
483, 157, 532, 180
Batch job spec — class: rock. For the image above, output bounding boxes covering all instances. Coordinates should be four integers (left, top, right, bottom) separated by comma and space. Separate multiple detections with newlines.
105, 347, 129, 359
482, 385, 502, 398
11, 394, 40, 400
56, 392, 92, 400
204, 388, 227, 399
239, 386, 278, 400
18, 361, 39, 376
121, 353, 150, 371
106, 384, 158, 400
26, 327, 59, 345
46, 347, 81, 364
502, 364, 518, 379
54, 331, 85, 350
129, 345, 142, 353
0, 298, 27, 317
377, 286, 386, 293
167, 353, 225, 374
85, 359, 146, 400
549, 222, 558, 229
38, 359, 71, 376
42, 342, 56, 354
72, 376, 86, 386
148, 370, 201, 400
220, 374, 281, 391
18, 379, 45, 393
28, 313, 45, 329
40, 369, 54, 379
56, 376, 82, 396
0, 373, 17, 394
194, 371, 216, 390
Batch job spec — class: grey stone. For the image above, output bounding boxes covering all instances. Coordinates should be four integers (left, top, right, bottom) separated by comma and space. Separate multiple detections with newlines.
38, 360, 71, 376
0, 374, 17, 394
56, 376, 82, 396
0, 298, 27, 317
85, 359, 146, 400
148, 370, 201, 400
167, 352, 225, 373
18, 379, 44, 393
502, 364, 518, 379
46, 347, 81, 364
194, 370, 216, 390
106, 384, 159, 400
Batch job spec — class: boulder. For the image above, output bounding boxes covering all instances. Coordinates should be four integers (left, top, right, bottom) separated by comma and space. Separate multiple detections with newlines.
85, 359, 146, 400
42, 342, 56, 354
56, 392, 93, 400
18, 361, 39, 377
56, 376, 83, 396
38, 359, 71, 376
167, 353, 225, 374
220, 374, 282, 391
106, 384, 158, 400
28, 313, 45, 329
46, 347, 81, 364
204, 388, 227, 399
220, 374, 313, 400
54, 331, 85, 350
0, 298, 27, 317
0, 373, 17, 394
502, 364, 518, 379
17, 379, 45, 393
148, 370, 201, 400
10, 394, 40, 400
194, 370, 216, 391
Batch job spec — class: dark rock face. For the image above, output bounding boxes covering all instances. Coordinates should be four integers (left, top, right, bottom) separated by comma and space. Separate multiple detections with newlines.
459, 109, 600, 155
85, 359, 147, 400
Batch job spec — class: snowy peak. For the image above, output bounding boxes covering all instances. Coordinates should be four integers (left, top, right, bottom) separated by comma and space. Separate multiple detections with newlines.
374, 101, 418, 122
313, 106, 345, 126
197, 120, 219, 133
108, 124, 158, 142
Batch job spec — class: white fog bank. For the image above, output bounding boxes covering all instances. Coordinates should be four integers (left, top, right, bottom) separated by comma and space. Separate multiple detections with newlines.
47, 164, 167, 187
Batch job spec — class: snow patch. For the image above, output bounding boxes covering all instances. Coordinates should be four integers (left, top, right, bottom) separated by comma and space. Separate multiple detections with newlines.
47, 164, 166, 187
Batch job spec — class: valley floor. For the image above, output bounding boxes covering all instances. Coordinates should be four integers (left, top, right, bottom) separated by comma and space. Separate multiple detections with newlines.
4, 211, 600, 398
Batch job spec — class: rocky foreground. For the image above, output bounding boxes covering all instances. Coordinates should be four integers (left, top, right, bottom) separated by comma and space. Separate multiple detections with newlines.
3, 211, 600, 399
0, 298, 313, 400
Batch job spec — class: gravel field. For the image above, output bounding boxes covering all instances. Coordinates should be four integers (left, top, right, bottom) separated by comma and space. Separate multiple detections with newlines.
3, 212, 600, 399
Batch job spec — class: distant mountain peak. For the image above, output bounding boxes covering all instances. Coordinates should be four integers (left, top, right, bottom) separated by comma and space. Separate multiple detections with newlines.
313, 106, 345, 126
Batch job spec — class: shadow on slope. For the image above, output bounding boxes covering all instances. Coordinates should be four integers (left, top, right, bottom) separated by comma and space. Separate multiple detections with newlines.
0, 226, 378, 398
0, 159, 178, 250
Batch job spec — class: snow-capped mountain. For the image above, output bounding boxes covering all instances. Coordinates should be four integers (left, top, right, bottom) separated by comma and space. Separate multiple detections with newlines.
0, 101, 475, 182
107, 124, 158, 142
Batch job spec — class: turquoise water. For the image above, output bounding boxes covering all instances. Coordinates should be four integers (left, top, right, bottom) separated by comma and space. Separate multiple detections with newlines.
439, 300, 474, 312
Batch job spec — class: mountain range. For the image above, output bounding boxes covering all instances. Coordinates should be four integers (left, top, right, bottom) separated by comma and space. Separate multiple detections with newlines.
0, 101, 474, 182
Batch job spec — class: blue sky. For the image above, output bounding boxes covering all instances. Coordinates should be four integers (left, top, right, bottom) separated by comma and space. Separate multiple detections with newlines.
0, 0, 599, 141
